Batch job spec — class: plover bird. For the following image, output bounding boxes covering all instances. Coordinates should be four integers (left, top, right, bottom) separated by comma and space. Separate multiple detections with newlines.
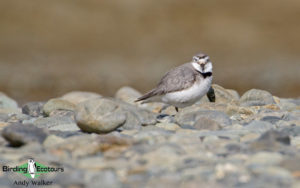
135, 53, 213, 112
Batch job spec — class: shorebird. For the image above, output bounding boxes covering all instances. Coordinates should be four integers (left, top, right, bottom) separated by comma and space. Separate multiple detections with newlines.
135, 53, 214, 112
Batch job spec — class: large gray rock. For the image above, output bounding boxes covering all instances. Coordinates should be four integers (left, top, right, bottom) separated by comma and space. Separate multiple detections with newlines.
43, 98, 76, 116
115, 100, 157, 130
2, 123, 48, 147
198, 84, 238, 104
277, 98, 299, 111
240, 89, 276, 106
250, 130, 290, 151
193, 116, 222, 131
199, 84, 239, 104
85, 170, 122, 188
61, 91, 102, 105
246, 152, 283, 166
0, 92, 19, 111
116, 86, 165, 114
226, 89, 240, 100
22, 102, 45, 117
115, 86, 142, 105
244, 120, 276, 133
33, 115, 80, 131
212, 84, 239, 103
175, 107, 232, 127
75, 98, 126, 134
0, 113, 9, 122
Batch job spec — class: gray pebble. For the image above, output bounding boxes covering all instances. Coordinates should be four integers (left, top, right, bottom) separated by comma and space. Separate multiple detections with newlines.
240, 89, 276, 106
2, 123, 48, 147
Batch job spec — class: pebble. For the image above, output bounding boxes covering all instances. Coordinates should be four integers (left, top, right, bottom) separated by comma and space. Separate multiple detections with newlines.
211, 84, 239, 103
114, 100, 157, 130
43, 98, 76, 116
22, 102, 45, 117
250, 130, 291, 152
43, 135, 65, 147
0, 92, 18, 110
155, 123, 181, 131
2, 123, 48, 147
0, 86, 299, 188
115, 86, 142, 105
246, 152, 283, 166
243, 120, 276, 133
240, 89, 276, 106
75, 98, 126, 133
33, 115, 79, 131
61, 91, 102, 105
193, 116, 222, 130
176, 108, 232, 127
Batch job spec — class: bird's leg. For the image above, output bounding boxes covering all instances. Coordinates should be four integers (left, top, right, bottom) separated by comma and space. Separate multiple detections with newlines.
156, 104, 171, 120
175, 107, 179, 112
159, 104, 171, 113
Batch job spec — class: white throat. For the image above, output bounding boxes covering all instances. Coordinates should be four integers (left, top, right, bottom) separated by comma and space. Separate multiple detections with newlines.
192, 62, 213, 73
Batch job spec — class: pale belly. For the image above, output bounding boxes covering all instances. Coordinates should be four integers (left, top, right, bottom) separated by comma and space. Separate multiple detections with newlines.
161, 77, 212, 108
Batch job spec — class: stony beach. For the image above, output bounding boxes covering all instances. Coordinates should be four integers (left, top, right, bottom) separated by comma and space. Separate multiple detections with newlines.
0, 84, 299, 188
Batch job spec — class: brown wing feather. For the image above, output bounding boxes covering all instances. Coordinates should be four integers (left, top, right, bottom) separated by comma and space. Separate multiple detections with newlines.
135, 89, 157, 102
135, 63, 197, 102
155, 63, 196, 94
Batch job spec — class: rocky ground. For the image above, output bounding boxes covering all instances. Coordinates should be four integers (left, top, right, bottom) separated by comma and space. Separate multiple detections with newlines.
0, 85, 299, 188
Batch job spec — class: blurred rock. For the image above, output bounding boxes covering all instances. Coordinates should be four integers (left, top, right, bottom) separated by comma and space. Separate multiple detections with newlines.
52, 170, 85, 188
246, 152, 283, 166
260, 116, 282, 124
155, 123, 181, 131
75, 98, 126, 133
115, 86, 142, 105
43, 98, 76, 116
2, 123, 48, 147
61, 91, 102, 105
33, 115, 79, 131
243, 120, 276, 133
225, 105, 255, 117
277, 98, 299, 111
43, 135, 65, 147
22, 102, 45, 117
212, 84, 239, 103
0, 92, 19, 112
175, 107, 232, 127
0, 86, 300, 187
116, 100, 157, 130
193, 116, 222, 131
250, 130, 290, 151
85, 170, 122, 188
226, 89, 240, 100
8, 113, 31, 123
0, 113, 9, 122
248, 166, 293, 187
240, 89, 276, 106
280, 156, 300, 173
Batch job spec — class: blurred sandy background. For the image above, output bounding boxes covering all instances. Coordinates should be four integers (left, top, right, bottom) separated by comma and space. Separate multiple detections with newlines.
0, 0, 299, 103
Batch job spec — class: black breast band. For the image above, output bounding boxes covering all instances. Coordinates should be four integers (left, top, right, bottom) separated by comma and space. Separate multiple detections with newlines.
198, 71, 212, 78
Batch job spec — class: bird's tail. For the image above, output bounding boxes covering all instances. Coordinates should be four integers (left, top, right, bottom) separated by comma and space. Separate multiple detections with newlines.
135, 89, 157, 103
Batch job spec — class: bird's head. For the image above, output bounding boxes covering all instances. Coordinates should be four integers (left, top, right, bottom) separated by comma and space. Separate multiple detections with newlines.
192, 53, 213, 73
